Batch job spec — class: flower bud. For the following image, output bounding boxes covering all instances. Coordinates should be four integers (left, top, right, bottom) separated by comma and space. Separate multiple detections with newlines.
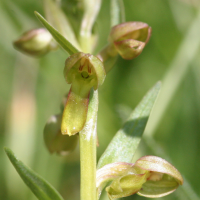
13, 28, 57, 57
96, 156, 183, 199
61, 52, 106, 136
44, 114, 78, 155
109, 22, 151, 60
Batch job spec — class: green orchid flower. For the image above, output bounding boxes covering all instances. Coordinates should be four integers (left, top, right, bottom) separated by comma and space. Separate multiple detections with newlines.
61, 52, 106, 136
97, 155, 183, 199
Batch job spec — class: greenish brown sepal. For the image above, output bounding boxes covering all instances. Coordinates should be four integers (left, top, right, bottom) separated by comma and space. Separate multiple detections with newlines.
109, 22, 151, 60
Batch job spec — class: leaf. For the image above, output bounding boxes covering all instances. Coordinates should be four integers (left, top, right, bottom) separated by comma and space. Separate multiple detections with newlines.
4, 147, 64, 200
97, 82, 161, 169
34, 11, 79, 55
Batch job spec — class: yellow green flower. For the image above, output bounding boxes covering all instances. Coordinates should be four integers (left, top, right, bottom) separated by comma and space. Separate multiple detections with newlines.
61, 52, 106, 136
96, 156, 183, 199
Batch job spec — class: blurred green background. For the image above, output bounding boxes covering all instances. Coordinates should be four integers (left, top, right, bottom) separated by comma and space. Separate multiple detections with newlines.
0, 0, 200, 200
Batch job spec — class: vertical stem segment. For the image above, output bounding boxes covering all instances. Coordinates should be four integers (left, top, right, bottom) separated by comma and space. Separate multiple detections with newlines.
79, 0, 102, 52
111, 0, 125, 27
79, 89, 98, 200
80, 131, 96, 200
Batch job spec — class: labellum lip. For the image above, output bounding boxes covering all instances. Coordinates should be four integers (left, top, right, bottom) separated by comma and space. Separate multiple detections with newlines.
61, 87, 90, 136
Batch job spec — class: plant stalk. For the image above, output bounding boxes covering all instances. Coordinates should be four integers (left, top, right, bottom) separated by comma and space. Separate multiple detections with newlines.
79, 89, 98, 200
79, 0, 101, 53
80, 131, 96, 200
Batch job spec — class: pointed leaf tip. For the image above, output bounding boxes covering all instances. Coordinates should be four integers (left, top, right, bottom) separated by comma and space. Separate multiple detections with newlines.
34, 11, 79, 55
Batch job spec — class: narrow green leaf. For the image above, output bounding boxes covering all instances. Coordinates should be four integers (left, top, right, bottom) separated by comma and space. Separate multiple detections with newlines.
97, 82, 161, 169
4, 147, 64, 200
34, 11, 79, 55
110, 0, 125, 27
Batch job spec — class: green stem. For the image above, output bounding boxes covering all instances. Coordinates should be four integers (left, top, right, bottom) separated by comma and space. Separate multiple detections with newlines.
80, 130, 96, 200
97, 44, 118, 73
110, 0, 125, 27
79, 89, 98, 200
79, 0, 102, 53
